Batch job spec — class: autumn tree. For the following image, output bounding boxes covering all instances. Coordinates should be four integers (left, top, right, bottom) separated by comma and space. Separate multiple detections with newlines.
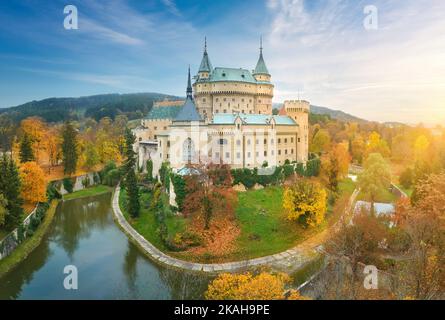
0, 155, 24, 230
358, 153, 391, 212
283, 180, 327, 227
61, 121, 79, 175
19, 161, 47, 203
321, 143, 351, 192
311, 129, 331, 154
365, 132, 390, 159
45, 126, 61, 170
205, 272, 309, 300
351, 135, 365, 164
20, 117, 47, 163
19, 133, 35, 163
84, 142, 100, 170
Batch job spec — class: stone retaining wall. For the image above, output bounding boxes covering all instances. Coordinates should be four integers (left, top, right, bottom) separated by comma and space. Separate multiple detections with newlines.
112, 186, 320, 273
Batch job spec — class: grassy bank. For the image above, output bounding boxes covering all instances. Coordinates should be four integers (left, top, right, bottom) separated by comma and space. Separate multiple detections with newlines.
0, 200, 59, 279
64, 185, 112, 201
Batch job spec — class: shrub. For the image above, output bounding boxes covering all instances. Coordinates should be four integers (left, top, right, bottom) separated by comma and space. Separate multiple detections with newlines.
62, 177, 74, 193
399, 167, 413, 189
103, 169, 121, 186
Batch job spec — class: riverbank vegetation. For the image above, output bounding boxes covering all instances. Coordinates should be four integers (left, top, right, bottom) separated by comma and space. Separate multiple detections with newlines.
63, 185, 112, 201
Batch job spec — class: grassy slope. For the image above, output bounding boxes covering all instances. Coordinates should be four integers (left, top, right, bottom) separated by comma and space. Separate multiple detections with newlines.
119, 178, 356, 262
357, 187, 398, 203
63, 185, 112, 201
0, 200, 59, 279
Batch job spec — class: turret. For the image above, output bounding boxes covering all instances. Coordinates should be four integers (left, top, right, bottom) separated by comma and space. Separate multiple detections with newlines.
197, 37, 212, 80
253, 37, 271, 83
283, 100, 310, 162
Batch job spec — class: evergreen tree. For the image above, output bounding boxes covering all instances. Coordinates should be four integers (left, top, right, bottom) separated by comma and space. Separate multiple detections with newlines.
123, 128, 140, 217
19, 133, 35, 163
61, 121, 78, 175
0, 155, 24, 230
146, 159, 153, 181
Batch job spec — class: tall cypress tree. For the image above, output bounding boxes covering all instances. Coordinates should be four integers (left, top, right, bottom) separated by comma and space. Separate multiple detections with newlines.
61, 121, 78, 175
19, 133, 35, 163
0, 155, 24, 230
123, 128, 140, 217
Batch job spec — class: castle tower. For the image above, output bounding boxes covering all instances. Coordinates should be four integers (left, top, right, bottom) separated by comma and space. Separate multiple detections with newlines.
197, 37, 212, 80
283, 100, 310, 162
253, 37, 273, 115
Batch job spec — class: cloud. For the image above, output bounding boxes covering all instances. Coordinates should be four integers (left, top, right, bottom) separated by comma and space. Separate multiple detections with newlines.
161, 0, 181, 16
263, 0, 445, 124
80, 18, 144, 45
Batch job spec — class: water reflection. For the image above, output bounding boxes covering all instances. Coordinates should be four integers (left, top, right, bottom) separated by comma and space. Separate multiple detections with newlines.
0, 192, 212, 300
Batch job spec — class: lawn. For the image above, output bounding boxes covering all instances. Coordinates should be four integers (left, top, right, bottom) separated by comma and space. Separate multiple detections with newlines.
119, 187, 187, 251
119, 178, 356, 262
64, 185, 112, 201
357, 187, 398, 203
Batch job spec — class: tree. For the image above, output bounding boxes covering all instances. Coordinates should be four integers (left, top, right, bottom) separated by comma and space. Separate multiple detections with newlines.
45, 126, 61, 170
19, 117, 47, 163
205, 272, 309, 300
19, 133, 35, 163
322, 143, 351, 192
146, 159, 153, 181
351, 135, 365, 164
399, 167, 413, 189
123, 128, 140, 218
61, 121, 79, 175
283, 180, 327, 227
0, 155, 24, 230
84, 142, 100, 170
0, 194, 7, 227
19, 162, 47, 203
365, 132, 390, 159
311, 129, 331, 154
358, 153, 391, 212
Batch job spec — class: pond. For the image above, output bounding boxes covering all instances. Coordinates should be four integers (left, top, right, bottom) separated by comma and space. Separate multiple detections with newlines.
0, 192, 212, 300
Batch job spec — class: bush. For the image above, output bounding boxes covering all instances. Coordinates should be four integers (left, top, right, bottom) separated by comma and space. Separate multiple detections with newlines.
399, 167, 413, 189
171, 174, 186, 211
62, 177, 74, 193
103, 169, 121, 187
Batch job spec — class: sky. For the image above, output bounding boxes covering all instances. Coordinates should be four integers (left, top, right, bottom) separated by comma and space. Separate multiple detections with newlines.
0, 0, 444, 125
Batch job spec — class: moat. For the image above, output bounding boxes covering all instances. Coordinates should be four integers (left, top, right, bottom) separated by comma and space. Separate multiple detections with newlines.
0, 193, 211, 300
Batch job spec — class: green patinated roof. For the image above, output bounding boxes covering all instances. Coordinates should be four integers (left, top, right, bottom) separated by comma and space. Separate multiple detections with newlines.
199, 51, 213, 73
146, 105, 182, 120
208, 67, 258, 83
212, 113, 297, 126
253, 51, 270, 75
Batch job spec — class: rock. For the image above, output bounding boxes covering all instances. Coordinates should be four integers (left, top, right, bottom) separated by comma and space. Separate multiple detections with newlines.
253, 183, 264, 190
232, 183, 247, 192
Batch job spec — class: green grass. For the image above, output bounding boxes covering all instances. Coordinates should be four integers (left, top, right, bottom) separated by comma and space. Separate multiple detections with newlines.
119, 188, 186, 251
0, 230, 8, 241
396, 184, 413, 197
338, 178, 356, 195
64, 185, 112, 201
0, 200, 59, 279
357, 187, 397, 203
233, 186, 327, 260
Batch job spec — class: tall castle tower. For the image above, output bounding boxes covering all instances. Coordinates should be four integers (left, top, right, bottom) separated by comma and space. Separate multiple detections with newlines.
281, 100, 310, 162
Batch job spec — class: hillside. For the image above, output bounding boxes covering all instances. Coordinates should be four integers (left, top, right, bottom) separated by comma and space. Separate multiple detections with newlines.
0, 93, 181, 123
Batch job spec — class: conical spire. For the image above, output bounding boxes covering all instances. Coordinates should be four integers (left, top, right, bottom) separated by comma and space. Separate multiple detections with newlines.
253, 36, 270, 75
198, 37, 213, 73
186, 65, 193, 98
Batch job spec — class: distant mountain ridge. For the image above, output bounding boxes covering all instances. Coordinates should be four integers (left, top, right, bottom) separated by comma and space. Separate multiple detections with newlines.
1, 93, 367, 124
0, 92, 181, 123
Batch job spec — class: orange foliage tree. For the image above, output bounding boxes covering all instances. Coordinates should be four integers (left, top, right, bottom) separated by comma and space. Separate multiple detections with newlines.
205, 272, 310, 300
19, 161, 47, 203
321, 142, 351, 191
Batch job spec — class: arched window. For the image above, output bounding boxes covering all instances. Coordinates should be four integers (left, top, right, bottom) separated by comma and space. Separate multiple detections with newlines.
183, 138, 195, 163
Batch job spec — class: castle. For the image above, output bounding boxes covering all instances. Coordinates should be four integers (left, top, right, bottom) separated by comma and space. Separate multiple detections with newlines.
133, 40, 310, 175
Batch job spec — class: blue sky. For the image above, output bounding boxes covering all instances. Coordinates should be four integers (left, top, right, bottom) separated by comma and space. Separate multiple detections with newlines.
0, 0, 444, 124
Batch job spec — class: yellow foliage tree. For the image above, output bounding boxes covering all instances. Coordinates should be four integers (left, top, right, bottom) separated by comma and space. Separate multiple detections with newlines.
365, 131, 390, 158
19, 161, 47, 203
205, 272, 310, 300
20, 117, 48, 163
283, 180, 327, 227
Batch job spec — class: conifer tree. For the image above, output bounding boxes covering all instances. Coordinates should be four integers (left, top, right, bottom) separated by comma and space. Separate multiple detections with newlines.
123, 128, 140, 217
61, 121, 78, 175
0, 155, 24, 230
19, 133, 35, 163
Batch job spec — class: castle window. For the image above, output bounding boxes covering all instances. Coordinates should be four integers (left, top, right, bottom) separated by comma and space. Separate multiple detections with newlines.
167, 141, 170, 147
219, 139, 228, 145
159, 141, 162, 147
278, 138, 281, 144
247, 152, 251, 158
139, 137, 142, 141
285, 138, 288, 143
236, 139, 241, 146
225, 152, 230, 158
298, 138, 301, 143
237, 124, 241, 130
247, 139, 251, 145
285, 149, 288, 155
203, 98, 206, 102
291, 138, 294, 143
242, 110, 245, 113
237, 152, 241, 159
264, 139, 267, 145
256, 139, 259, 145
256, 151, 259, 157
264, 151, 267, 156
291, 149, 294, 154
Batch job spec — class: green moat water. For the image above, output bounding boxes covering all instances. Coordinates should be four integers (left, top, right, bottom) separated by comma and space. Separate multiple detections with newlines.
0, 193, 211, 300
